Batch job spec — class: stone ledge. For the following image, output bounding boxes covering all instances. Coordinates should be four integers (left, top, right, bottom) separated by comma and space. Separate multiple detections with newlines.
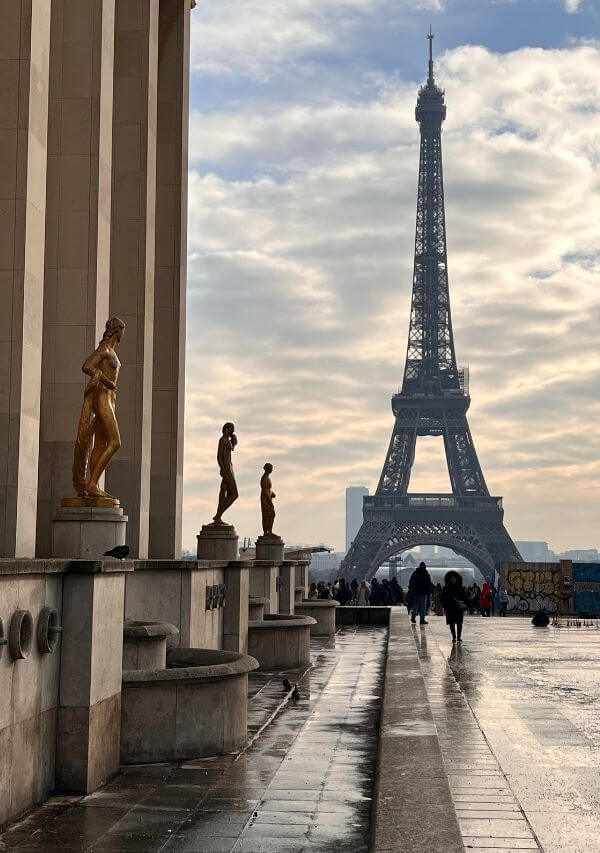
248, 614, 317, 628
66, 560, 134, 574
371, 608, 464, 852
0, 559, 71, 576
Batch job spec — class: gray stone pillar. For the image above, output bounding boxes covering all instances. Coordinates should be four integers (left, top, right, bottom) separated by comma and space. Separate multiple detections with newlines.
148, 0, 190, 558
278, 561, 295, 615
223, 562, 250, 653
56, 559, 131, 793
0, 0, 51, 557
105, 0, 159, 558
197, 524, 238, 561
250, 563, 278, 615
36, 0, 116, 556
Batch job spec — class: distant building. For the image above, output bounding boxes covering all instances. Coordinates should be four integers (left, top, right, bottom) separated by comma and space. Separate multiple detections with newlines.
346, 486, 369, 551
515, 541, 557, 562
310, 551, 345, 581
559, 548, 600, 562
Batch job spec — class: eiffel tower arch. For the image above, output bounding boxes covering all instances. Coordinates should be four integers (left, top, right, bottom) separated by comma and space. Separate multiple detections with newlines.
341, 34, 521, 582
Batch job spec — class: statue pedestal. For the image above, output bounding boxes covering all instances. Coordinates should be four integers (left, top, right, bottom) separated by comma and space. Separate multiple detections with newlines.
52, 505, 127, 559
255, 534, 285, 563
197, 523, 238, 561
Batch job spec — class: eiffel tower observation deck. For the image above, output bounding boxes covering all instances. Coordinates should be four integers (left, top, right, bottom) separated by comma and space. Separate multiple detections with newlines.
342, 34, 521, 581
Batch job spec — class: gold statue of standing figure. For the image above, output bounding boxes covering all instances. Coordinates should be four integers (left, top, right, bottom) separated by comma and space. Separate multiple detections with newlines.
213, 422, 239, 524
260, 463, 276, 536
68, 317, 125, 506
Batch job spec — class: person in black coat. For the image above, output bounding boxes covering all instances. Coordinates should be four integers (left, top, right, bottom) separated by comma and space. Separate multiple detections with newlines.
409, 562, 433, 625
440, 570, 470, 642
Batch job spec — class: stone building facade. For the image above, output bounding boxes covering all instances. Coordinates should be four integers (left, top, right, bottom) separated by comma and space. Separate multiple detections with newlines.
0, 0, 190, 559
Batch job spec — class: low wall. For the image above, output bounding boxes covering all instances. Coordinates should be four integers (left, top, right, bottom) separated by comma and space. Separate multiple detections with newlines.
371, 608, 463, 852
0, 560, 67, 826
335, 605, 391, 626
573, 562, 600, 615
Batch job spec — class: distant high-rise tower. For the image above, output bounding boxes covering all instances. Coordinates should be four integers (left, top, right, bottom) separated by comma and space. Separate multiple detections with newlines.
341, 33, 521, 581
346, 487, 369, 551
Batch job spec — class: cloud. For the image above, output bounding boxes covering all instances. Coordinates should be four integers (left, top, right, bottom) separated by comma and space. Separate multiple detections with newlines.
563, 0, 583, 12
183, 42, 600, 555
190, 0, 444, 80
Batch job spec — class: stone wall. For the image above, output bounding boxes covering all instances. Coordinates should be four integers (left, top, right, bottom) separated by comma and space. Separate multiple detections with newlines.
0, 562, 65, 825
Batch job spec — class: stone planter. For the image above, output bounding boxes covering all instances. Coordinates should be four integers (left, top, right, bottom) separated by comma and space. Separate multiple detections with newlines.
121, 647, 259, 764
248, 613, 316, 671
295, 600, 338, 636
123, 620, 179, 671
249, 596, 267, 622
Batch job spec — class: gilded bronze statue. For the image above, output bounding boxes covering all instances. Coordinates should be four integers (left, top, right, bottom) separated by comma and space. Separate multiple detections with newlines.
68, 317, 125, 506
213, 422, 238, 524
260, 463, 276, 536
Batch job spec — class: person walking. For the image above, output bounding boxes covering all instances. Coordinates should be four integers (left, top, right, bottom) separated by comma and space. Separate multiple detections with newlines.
350, 578, 359, 604
479, 582, 492, 617
440, 570, 470, 642
357, 580, 370, 606
409, 562, 433, 625
308, 582, 318, 600
370, 577, 385, 605
390, 576, 404, 606
499, 586, 509, 616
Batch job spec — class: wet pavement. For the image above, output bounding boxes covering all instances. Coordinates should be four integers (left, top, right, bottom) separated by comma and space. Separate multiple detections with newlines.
421, 614, 600, 853
0, 626, 386, 853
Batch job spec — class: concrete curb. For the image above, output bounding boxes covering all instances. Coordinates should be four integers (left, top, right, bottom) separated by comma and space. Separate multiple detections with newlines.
370, 608, 465, 852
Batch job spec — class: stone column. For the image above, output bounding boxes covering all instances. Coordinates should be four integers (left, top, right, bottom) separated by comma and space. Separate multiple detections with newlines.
148, 0, 190, 558
223, 562, 250, 654
278, 561, 295, 615
0, 0, 51, 557
56, 559, 131, 793
105, 0, 159, 557
250, 562, 279, 615
36, 0, 116, 556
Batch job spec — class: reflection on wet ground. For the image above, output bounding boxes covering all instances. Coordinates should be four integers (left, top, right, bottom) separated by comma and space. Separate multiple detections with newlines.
0, 627, 386, 853
424, 615, 600, 853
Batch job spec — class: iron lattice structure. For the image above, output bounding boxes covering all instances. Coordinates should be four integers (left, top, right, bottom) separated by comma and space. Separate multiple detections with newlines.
341, 36, 521, 581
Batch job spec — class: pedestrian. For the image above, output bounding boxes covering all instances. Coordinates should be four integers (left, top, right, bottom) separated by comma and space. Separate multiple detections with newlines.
499, 586, 509, 616
479, 582, 492, 617
381, 578, 392, 604
318, 582, 331, 600
440, 570, 470, 643
308, 582, 318, 600
390, 576, 404, 605
370, 577, 385, 606
357, 580, 370, 606
434, 583, 443, 616
337, 578, 351, 605
409, 562, 433, 625
350, 577, 359, 604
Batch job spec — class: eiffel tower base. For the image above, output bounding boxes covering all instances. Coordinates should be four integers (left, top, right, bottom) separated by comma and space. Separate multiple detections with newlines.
341, 495, 520, 582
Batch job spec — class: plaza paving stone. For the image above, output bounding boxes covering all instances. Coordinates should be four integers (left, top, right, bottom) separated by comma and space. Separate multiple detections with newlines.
422, 612, 600, 853
0, 627, 385, 853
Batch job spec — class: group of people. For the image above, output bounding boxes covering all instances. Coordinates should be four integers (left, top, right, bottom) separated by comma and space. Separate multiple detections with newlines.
307, 576, 405, 606
308, 563, 513, 644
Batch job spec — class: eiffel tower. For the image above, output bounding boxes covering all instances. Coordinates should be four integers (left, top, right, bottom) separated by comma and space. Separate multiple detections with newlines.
341, 34, 521, 582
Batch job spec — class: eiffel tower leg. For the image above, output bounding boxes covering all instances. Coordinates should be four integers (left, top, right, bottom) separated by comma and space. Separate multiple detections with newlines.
444, 421, 488, 495
341, 519, 395, 578
377, 428, 416, 494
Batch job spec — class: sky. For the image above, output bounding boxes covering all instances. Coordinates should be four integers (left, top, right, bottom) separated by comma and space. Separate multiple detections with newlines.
182, 0, 600, 555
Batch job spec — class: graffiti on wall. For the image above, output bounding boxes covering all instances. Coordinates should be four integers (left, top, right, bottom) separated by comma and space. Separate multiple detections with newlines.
505, 568, 561, 613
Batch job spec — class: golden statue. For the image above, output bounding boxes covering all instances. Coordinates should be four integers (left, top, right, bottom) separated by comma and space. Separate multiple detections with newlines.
63, 317, 125, 507
213, 422, 239, 523
260, 463, 276, 536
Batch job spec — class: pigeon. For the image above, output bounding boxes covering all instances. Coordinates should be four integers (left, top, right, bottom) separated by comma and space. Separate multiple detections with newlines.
103, 545, 130, 560
282, 678, 292, 692
291, 684, 300, 700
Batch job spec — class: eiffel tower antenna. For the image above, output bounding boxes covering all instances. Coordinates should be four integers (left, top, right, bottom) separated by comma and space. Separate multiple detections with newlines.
427, 26, 435, 83
341, 37, 521, 582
